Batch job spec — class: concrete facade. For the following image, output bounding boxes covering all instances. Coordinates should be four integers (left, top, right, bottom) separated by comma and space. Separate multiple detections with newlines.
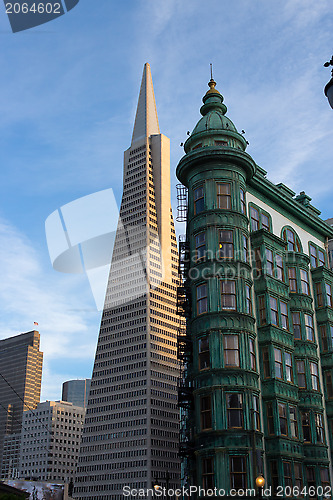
19, 400, 85, 483
73, 64, 180, 499
0, 330, 43, 480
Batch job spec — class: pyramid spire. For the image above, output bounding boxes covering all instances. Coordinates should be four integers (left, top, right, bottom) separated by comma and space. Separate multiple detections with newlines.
131, 63, 160, 144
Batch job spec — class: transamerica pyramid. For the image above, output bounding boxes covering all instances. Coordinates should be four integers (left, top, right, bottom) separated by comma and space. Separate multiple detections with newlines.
73, 64, 181, 499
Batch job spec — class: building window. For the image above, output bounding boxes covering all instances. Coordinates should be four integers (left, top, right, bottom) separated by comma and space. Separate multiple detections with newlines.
219, 230, 234, 259
202, 457, 214, 490
229, 456, 247, 490
283, 228, 301, 252
315, 413, 325, 443
288, 267, 297, 292
320, 469, 330, 488
266, 403, 274, 434
255, 248, 262, 277
302, 412, 311, 442
253, 395, 260, 431
316, 282, 324, 307
326, 283, 333, 307
261, 213, 270, 231
300, 269, 310, 295
197, 284, 208, 315
240, 188, 246, 215
270, 461, 279, 492
242, 234, 249, 263
217, 183, 231, 209
250, 207, 260, 231
306, 467, 316, 488
227, 394, 243, 428
266, 249, 274, 275
245, 285, 252, 314
258, 295, 266, 325
304, 314, 314, 342
195, 232, 206, 261
294, 463, 303, 489
280, 301, 289, 330
283, 462, 292, 488
309, 243, 326, 268
320, 325, 328, 352
278, 403, 288, 436
249, 338, 256, 371
223, 335, 240, 367
221, 281, 236, 310
274, 348, 283, 379
270, 297, 278, 326
285, 352, 293, 383
194, 186, 204, 215
325, 371, 333, 398
310, 362, 319, 391
199, 337, 210, 371
263, 347, 270, 378
275, 254, 284, 281
297, 360, 306, 388
292, 312, 301, 339
200, 395, 212, 430
289, 406, 298, 438
250, 205, 271, 232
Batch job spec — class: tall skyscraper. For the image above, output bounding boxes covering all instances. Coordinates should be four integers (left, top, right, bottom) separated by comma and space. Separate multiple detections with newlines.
0, 330, 43, 479
176, 78, 333, 493
74, 64, 180, 499
62, 379, 91, 408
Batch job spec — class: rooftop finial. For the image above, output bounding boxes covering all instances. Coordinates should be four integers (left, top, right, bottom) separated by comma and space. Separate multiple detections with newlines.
206, 64, 219, 95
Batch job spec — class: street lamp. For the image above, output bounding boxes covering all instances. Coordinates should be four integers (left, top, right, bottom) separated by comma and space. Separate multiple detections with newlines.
255, 475, 265, 497
324, 56, 333, 109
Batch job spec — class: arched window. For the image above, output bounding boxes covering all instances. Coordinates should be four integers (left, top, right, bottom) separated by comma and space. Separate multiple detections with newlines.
281, 227, 302, 252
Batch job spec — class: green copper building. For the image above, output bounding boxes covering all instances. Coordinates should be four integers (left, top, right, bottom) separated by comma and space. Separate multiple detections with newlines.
176, 78, 333, 498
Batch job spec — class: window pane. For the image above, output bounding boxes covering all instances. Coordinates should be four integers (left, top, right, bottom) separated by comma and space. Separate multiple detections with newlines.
217, 183, 231, 209
270, 297, 278, 326
304, 314, 314, 342
195, 232, 206, 260
250, 207, 260, 231
194, 186, 204, 214
266, 248, 274, 275
199, 337, 210, 370
219, 230, 234, 258
300, 269, 310, 295
275, 254, 284, 281
227, 394, 243, 428
230, 456, 247, 490
221, 281, 236, 310
197, 284, 208, 314
309, 244, 317, 267
292, 312, 301, 339
224, 335, 240, 367
261, 213, 270, 231
280, 301, 288, 330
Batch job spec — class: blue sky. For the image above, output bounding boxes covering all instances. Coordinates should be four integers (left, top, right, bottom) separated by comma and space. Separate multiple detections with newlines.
0, 0, 332, 401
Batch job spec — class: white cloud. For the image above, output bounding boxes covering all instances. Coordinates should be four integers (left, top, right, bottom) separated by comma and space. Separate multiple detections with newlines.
0, 218, 99, 401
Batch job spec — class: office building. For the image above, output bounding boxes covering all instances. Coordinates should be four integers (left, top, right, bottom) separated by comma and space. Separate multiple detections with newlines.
62, 379, 91, 408
0, 330, 43, 479
176, 77, 333, 494
74, 64, 180, 499
19, 400, 85, 482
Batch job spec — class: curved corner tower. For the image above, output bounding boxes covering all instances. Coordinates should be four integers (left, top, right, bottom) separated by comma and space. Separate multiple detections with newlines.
176, 78, 261, 493
176, 76, 333, 497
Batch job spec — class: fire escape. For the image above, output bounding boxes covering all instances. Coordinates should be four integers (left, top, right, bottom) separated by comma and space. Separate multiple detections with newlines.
176, 235, 195, 462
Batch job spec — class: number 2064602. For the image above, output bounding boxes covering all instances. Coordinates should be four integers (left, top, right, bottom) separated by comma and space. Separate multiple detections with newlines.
6, 3, 61, 14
